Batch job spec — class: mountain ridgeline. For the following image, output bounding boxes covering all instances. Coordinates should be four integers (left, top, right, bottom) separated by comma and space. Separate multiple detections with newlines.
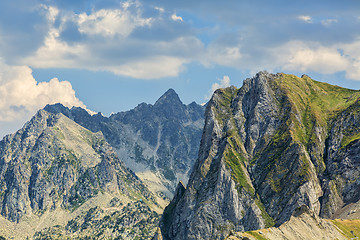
0, 88, 204, 239
44, 89, 205, 198
0, 109, 160, 239
159, 72, 360, 239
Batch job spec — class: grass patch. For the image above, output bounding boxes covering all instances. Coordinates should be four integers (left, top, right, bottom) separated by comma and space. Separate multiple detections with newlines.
332, 219, 360, 238
224, 146, 254, 196
341, 132, 360, 148
273, 74, 360, 146
247, 231, 268, 240
255, 197, 275, 228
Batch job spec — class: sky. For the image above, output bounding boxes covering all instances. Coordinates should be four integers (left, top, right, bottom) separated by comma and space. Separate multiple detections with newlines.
1, 0, 360, 139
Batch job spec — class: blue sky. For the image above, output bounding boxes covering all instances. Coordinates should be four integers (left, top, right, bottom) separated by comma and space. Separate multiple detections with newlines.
0, 0, 360, 138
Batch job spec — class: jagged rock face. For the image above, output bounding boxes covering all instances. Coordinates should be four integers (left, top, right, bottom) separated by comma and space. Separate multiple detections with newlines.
0, 110, 158, 225
159, 72, 360, 239
320, 99, 360, 218
44, 89, 205, 197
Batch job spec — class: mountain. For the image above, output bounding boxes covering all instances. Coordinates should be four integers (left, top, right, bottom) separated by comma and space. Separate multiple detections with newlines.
158, 72, 360, 239
0, 109, 161, 239
44, 89, 205, 198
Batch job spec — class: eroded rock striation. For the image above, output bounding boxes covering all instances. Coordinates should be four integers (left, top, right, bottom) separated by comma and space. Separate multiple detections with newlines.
159, 72, 360, 239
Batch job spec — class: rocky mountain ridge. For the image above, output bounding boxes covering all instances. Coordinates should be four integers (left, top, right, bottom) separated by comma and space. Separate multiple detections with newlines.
44, 89, 205, 198
0, 109, 161, 239
159, 72, 360, 239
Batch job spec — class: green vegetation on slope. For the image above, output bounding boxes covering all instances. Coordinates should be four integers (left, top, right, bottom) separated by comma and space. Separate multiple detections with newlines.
212, 73, 360, 232
273, 74, 360, 146
247, 231, 269, 240
332, 219, 360, 238
340, 99, 360, 148
255, 197, 275, 228
224, 145, 254, 195
212, 86, 239, 131
212, 86, 256, 195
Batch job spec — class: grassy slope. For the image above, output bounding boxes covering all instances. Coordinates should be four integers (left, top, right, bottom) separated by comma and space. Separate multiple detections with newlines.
272, 74, 360, 147
212, 74, 360, 229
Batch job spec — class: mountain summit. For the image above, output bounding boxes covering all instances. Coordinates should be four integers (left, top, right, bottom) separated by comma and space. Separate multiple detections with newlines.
44, 89, 205, 198
159, 72, 360, 239
154, 88, 182, 106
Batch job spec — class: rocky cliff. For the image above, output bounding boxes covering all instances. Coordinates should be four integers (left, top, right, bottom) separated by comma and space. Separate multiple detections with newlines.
0, 109, 160, 239
159, 72, 360, 239
44, 89, 205, 198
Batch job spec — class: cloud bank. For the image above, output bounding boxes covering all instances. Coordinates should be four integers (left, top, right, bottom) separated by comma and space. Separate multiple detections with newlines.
0, 61, 88, 139
1, 0, 360, 82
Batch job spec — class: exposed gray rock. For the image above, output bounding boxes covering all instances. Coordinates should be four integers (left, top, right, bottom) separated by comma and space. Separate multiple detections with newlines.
159, 72, 360, 240
0, 109, 158, 227
44, 89, 205, 197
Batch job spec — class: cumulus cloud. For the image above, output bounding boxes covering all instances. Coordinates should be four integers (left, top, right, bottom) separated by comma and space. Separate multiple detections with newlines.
206, 75, 231, 100
171, 13, 183, 22
274, 40, 360, 80
20, 1, 202, 79
77, 8, 152, 37
282, 42, 348, 74
2, 0, 360, 83
0, 61, 88, 139
298, 15, 312, 23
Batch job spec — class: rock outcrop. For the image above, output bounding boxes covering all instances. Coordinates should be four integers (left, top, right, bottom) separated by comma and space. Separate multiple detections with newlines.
159, 72, 360, 239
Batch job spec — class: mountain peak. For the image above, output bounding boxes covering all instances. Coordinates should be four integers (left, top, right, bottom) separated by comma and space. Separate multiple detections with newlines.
154, 89, 182, 107
43, 103, 69, 114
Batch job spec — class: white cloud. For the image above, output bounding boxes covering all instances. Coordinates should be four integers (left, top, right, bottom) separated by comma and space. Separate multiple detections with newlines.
268, 40, 360, 81
202, 37, 360, 82
298, 15, 312, 23
155, 7, 165, 13
204, 43, 242, 68
206, 75, 231, 99
321, 18, 338, 27
20, 2, 201, 80
23, 26, 87, 68
77, 8, 152, 37
0, 61, 88, 139
282, 42, 348, 74
109, 56, 189, 79
171, 13, 183, 22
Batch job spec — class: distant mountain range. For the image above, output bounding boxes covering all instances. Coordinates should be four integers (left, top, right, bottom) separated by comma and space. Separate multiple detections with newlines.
44, 88, 205, 198
0, 88, 204, 239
